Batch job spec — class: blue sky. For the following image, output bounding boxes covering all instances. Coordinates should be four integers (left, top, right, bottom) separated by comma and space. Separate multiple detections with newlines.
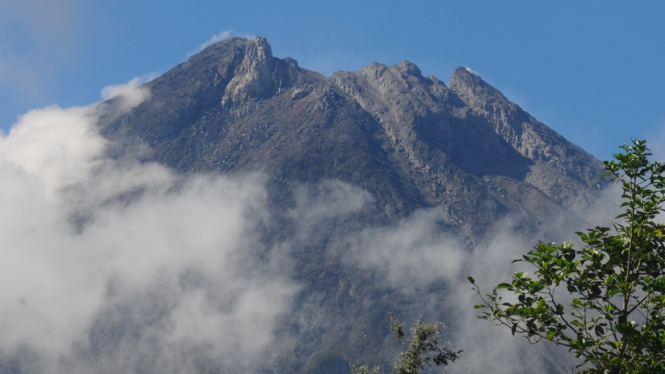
1, 0, 664, 161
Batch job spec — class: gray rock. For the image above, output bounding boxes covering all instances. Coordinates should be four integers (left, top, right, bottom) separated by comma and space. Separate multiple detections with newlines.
95, 36, 606, 373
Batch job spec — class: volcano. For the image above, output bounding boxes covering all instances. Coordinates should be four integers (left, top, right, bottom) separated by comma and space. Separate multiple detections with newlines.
94, 36, 605, 373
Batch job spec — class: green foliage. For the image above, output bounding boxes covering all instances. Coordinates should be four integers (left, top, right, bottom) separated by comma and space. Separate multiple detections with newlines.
470, 140, 665, 373
351, 363, 381, 374
352, 314, 461, 374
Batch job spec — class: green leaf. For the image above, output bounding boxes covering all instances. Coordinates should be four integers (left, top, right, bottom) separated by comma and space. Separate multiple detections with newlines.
595, 325, 605, 336
470, 140, 665, 374
547, 329, 556, 340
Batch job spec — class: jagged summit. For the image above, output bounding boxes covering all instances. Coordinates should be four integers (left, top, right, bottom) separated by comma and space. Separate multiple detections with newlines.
221, 36, 277, 106
394, 60, 423, 77
101, 35, 603, 226
449, 65, 508, 109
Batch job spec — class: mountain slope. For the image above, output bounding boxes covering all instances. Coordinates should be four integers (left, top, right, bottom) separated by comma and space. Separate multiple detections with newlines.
96, 36, 606, 373
100, 36, 604, 242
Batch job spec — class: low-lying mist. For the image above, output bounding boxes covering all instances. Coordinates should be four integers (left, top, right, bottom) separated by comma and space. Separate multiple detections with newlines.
0, 80, 626, 374
0, 84, 298, 374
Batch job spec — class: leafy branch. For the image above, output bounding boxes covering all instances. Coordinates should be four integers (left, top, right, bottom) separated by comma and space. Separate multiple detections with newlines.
470, 140, 665, 374
352, 314, 461, 374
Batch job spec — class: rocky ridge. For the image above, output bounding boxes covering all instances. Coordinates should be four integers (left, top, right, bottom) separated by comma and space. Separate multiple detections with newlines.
96, 36, 606, 373
101, 36, 604, 242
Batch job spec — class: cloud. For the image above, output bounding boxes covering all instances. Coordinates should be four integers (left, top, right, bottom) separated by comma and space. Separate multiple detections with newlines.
332, 196, 625, 373
187, 29, 256, 58
288, 179, 373, 236
0, 102, 299, 373
0, 105, 105, 202
338, 209, 466, 292
0, 72, 627, 373
441, 218, 575, 373
100, 77, 151, 112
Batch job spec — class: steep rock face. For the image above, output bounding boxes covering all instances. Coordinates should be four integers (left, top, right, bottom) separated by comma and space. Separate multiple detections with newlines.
96, 37, 606, 373
329, 61, 556, 240
222, 36, 279, 107
449, 67, 602, 212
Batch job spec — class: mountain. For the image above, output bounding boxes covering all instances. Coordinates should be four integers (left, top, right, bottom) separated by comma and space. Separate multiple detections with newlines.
96, 36, 605, 373
100, 36, 603, 242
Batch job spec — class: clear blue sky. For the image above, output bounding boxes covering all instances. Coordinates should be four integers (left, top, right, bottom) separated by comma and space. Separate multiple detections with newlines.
1, 0, 664, 161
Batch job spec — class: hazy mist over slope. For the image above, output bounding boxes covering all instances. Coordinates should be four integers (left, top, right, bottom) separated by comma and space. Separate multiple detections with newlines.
0, 40, 628, 374
0, 87, 300, 373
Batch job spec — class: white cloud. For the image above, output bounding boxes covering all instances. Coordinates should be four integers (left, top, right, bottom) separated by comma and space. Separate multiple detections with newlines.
339, 209, 466, 291
445, 218, 579, 374
334, 202, 620, 373
289, 180, 373, 229
0, 69, 626, 374
0, 105, 105, 202
100, 77, 151, 112
200, 30, 234, 48
0, 102, 298, 372
187, 29, 256, 58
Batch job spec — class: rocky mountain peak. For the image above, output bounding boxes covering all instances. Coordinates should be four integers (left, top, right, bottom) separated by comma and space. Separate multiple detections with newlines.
394, 60, 422, 77
449, 66, 509, 110
221, 36, 278, 107
246, 36, 274, 61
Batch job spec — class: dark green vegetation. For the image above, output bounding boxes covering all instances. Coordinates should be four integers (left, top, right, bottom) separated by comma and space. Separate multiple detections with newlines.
471, 140, 665, 373
351, 315, 461, 374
